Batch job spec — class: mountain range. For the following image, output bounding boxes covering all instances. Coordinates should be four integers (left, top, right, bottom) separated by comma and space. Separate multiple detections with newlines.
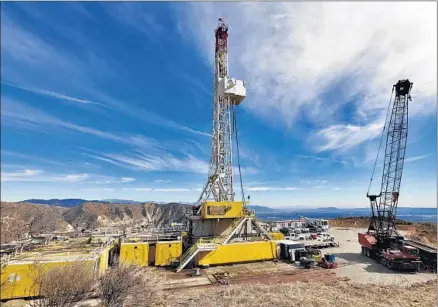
21, 198, 196, 207
1, 201, 190, 244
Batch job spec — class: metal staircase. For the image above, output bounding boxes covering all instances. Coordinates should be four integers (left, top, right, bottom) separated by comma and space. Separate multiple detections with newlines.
218, 216, 247, 244
175, 238, 219, 272
176, 212, 270, 272
176, 215, 249, 272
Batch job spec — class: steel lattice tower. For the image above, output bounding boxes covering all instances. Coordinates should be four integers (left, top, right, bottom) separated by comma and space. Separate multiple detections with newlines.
368, 79, 413, 238
197, 18, 246, 203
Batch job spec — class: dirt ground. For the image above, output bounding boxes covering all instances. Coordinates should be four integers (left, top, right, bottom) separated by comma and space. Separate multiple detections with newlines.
164, 279, 437, 307
325, 228, 437, 286
9, 227, 436, 307
330, 218, 437, 246
160, 227, 437, 306
165, 227, 436, 288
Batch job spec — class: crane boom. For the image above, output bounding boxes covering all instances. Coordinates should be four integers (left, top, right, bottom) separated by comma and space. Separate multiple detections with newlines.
367, 79, 413, 240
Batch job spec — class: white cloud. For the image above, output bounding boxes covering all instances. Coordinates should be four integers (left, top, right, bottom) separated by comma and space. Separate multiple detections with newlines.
1, 170, 89, 183
1, 7, 210, 139
300, 180, 328, 185
405, 153, 434, 163
82, 188, 115, 192
3, 82, 106, 106
1, 97, 169, 153
311, 120, 384, 152
1, 168, 134, 184
122, 188, 193, 193
246, 186, 300, 192
94, 152, 210, 174
121, 177, 136, 183
1, 169, 43, 178
155, 180, 172, 183
180, 2, 436, 149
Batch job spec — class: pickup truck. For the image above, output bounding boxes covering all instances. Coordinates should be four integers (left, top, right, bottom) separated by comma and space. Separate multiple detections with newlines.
317, 233, 335, 242
286, 233, 312, 241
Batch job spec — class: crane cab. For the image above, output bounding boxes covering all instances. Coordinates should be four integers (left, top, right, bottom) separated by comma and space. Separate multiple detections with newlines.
395, 79, 412, 96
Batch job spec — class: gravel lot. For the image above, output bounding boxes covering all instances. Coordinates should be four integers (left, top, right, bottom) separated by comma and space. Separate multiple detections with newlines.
325, 227, 437, 286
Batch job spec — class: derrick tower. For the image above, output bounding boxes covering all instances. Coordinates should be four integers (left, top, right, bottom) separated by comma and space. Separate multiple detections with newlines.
176, 18, 273, 272
197, 17, 245, 203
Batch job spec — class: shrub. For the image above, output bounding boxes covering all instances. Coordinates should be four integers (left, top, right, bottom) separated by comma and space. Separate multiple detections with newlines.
97, 265, 163, 307
28, 260, 95, 307
279, 228, 289, 236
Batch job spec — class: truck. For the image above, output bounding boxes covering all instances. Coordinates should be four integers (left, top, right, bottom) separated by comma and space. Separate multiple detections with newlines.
305, 218, 329, 231
405, 239, 437, 272
317, 232, 335, 242
359, 233, 421, 271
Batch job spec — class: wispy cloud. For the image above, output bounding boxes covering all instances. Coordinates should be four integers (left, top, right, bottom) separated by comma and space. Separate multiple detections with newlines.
123, 188, 195, 193
3, 82, 106, 107
246, 186, 301, 192
405, 153, 434, 163
1, 167, 135, 184
179, 73, 212, 97
1, 7, 210, 139
294, 154, 350, 166
155, 180, 172, 183
1, 169, 89, 183
101, 3, 163, 42
182, 2, 436, 129
121, 177, 136, 183
92, 152, 210, 174
82, 188, 115, 192
2, 97, 166, 152
1, 150, 65, 167
300, 180, 328, 185
311, 120, 384, 152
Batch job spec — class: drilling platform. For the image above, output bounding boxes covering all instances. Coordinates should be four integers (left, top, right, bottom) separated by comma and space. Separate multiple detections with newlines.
176, 18, 275, 272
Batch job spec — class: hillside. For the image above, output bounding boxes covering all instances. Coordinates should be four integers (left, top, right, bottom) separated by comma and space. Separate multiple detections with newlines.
22, 198, 107, 207
0, 202, 72, 243
0, 201, 189, 244
62, 202, 189, 230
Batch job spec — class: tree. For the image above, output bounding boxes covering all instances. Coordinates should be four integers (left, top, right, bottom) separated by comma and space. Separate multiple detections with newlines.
279, 228, 289, 236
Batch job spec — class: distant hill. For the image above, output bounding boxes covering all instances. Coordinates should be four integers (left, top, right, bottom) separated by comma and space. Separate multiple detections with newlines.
21, 198, 196, 207
21, 199, 101, 207
317, 207, 339, 210
102, 199, 143, 204
250, 205, 277, 213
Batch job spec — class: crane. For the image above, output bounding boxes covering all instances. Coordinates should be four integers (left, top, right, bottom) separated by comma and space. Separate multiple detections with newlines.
359, 79, 422, 271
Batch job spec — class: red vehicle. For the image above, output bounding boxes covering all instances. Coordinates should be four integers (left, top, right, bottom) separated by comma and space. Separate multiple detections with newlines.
358, 80, 421, 272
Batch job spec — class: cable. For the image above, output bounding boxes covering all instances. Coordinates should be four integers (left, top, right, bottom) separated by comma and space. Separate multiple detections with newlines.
232, 106, 246, 203
367, 86, 395, 195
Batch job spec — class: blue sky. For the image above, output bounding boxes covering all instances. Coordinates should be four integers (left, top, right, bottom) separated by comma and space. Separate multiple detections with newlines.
1, 2, 436, 208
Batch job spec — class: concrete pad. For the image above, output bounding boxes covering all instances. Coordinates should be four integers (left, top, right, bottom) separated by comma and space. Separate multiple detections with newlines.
164, 276, 212, 289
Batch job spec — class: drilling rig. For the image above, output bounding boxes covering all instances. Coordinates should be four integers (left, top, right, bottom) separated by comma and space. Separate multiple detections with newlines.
358, 79, 422, 272
176, 18, 273, 272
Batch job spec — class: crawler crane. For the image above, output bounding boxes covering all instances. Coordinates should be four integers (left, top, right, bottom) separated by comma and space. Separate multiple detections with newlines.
358, 80, 422, 272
